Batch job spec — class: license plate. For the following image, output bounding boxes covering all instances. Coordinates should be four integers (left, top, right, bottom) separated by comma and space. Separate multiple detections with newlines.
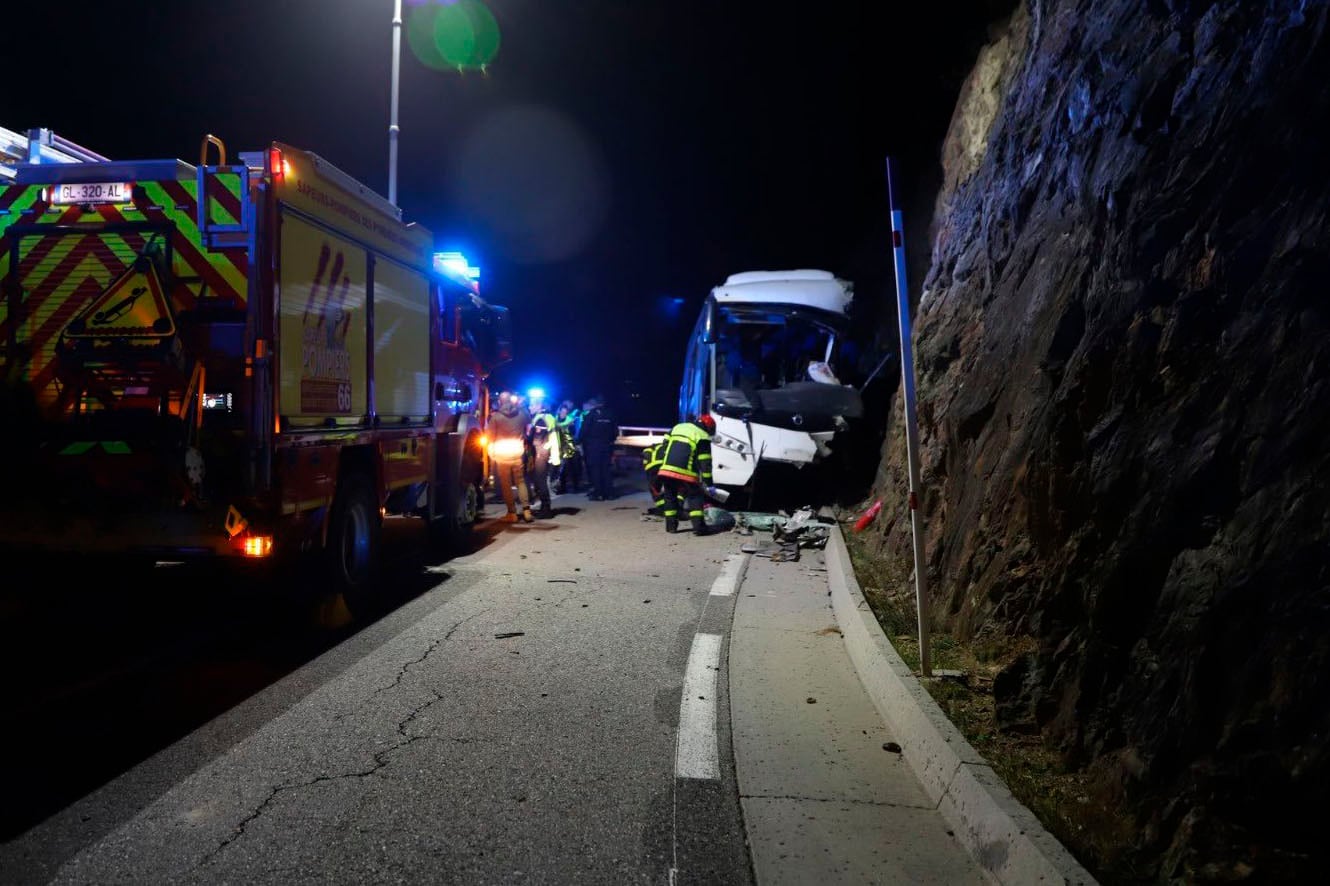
51, 181, 132, 205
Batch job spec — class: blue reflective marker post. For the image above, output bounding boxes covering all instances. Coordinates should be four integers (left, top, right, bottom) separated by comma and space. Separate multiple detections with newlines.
886, 156, 931, 678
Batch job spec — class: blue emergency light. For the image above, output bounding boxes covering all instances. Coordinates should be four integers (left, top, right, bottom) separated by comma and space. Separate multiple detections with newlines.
434, 250, 480, 282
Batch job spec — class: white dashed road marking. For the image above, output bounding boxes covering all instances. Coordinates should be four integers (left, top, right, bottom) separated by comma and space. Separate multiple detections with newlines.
675, 632, 723, 780
708, 553, 749, 597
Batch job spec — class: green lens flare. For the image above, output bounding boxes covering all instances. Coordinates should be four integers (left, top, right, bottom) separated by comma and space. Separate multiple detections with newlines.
435, 0, 500, 70
407, 0, 500, 72
466, 1, 501, 68
406, 4, 452, 71
434, 3, 476, 68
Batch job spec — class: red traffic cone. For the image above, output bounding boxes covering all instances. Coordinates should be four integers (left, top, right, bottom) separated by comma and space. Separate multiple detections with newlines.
853, 499, 883, 533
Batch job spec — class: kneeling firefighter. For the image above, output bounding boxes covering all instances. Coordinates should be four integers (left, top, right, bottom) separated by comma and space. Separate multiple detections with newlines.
641, 440, 665, 516
656, 413, 716, 535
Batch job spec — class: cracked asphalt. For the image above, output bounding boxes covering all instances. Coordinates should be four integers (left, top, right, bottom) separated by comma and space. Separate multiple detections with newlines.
0, 474, 753, 885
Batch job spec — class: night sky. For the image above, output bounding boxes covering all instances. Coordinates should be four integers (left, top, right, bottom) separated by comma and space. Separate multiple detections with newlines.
6, 1, 1001, 425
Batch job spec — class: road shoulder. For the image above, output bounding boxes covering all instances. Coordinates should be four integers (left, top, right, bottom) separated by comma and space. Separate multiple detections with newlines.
729, 548, 988, 884
825, 525, 1098, 885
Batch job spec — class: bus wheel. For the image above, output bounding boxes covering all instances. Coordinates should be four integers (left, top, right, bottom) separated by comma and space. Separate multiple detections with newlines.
327, 472, 382, 617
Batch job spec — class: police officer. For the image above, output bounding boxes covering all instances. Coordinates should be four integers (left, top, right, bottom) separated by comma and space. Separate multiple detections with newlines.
656, 413, 716, 534
578, 395, 618, 500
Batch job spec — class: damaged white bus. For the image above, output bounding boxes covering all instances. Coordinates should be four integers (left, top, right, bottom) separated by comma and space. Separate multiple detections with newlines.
678, 269, 864, 494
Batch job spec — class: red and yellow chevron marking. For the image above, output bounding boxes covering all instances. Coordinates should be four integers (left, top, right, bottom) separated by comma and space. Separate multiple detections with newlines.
202, 170, 244, 226
4, 231, 150, 406
0, 179, 248, 307
136, 179, 248, 303
0, 176, 251, 407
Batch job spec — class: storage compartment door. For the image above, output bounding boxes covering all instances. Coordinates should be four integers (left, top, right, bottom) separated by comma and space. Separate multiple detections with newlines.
277, 214, 367, 427
372, 258, 430, 422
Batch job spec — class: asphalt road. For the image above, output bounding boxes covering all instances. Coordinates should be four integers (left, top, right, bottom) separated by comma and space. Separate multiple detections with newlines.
0, 474, 754, 885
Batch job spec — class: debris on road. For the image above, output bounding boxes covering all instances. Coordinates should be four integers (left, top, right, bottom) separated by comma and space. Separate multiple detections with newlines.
704, 507, 735, 531
729, 506, 831, 562
494, 632, 525, 639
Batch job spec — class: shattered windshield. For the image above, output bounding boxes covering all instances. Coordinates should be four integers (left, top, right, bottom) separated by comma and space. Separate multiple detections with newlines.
712, 307, 842, 391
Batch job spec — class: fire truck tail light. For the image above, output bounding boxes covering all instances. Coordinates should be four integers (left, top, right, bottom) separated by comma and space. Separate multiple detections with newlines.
269, 147, 289, 182
243, 535, 274, 557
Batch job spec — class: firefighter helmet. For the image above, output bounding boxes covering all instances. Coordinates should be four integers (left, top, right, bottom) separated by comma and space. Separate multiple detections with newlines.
695, 413, 716, 434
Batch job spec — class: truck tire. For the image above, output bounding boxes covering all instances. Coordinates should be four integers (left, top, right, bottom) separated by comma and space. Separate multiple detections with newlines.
430, 456, 481, 551
327, 472, 382, 617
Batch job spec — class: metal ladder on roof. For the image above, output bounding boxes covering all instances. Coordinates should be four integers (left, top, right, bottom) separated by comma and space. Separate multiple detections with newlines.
0, 125, 110, 181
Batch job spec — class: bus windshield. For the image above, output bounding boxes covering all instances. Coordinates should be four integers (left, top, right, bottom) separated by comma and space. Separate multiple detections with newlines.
712, 306, 844, 392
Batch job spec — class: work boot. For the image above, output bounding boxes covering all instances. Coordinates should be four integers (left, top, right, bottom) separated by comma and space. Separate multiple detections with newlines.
692, 518, 708, 536
536, 506, 554, 520
501, 512, 518, 524
665, 517, 679, 534
522, 508, 534, 524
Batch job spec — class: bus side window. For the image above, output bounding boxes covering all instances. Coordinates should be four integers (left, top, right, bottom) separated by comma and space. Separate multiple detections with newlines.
436, 282, 457, 343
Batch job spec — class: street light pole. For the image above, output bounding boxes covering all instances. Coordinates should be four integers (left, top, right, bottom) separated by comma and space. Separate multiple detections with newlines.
387, 0, 402, 206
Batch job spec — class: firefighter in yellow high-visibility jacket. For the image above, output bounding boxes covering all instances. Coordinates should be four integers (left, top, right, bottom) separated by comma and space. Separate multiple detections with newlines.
642, 441, 666, 515
656, 414, 716, 534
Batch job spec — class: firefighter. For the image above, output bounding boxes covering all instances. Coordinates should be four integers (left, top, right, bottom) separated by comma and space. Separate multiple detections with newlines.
641, 440, 665, 516
555, 401, 582, 493
489, 392, 533, 523
656, 413, 716, 535
526, 396, 560, 518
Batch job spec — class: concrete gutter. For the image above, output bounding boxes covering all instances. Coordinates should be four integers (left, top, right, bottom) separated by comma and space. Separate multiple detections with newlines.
825, 524, 1099, 886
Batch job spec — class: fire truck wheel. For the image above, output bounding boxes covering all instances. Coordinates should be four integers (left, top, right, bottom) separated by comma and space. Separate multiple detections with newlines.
431, 460, 482, 550
327, 472, 382, 615
432, 479, 479, 549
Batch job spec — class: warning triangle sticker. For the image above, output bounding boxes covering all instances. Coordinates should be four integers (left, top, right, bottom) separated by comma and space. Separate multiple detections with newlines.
66, 260, 175, 339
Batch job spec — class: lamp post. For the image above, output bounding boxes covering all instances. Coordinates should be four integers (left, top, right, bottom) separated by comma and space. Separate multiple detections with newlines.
387, 0, 403, 206
385, 1, 501, 206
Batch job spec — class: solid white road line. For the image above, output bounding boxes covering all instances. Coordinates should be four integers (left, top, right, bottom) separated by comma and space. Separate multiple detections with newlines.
675, 632, 723, 780
708, 553, 749, 597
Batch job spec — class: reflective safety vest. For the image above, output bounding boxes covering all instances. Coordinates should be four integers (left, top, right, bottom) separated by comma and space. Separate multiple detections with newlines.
656, 421, 712, 485
641, 442, 663, 474
556, 414, 579, 458
530, 411, 562, 465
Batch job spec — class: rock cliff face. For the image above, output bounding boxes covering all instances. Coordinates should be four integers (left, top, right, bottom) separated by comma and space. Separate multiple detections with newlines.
866, 0, 1330, 879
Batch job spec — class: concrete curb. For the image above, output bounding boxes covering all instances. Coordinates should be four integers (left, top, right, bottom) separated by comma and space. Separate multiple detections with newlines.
825, 524, 1098, 885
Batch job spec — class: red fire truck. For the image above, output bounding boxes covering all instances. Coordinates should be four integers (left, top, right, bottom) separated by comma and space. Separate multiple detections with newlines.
0, 130, 510, 612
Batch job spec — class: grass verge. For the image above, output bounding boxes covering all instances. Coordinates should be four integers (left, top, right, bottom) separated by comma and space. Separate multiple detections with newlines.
840, 522, 1148, 884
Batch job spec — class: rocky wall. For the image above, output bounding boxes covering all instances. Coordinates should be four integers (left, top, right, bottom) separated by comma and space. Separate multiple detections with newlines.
867, 0, 1330, 878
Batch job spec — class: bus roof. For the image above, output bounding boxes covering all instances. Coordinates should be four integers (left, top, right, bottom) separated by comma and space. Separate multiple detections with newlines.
711, 269, 852, 315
